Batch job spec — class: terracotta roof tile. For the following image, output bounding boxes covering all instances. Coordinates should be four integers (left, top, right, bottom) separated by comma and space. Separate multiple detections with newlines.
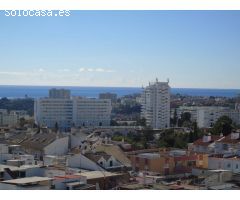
193, 136, 222, 146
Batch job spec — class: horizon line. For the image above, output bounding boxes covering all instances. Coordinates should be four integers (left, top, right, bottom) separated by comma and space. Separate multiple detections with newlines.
0, 84, 239, 90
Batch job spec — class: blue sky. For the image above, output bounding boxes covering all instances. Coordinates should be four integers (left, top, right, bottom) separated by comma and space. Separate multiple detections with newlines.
0, 10, 240, 88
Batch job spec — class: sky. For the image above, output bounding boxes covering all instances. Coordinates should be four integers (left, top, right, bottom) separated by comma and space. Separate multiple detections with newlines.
0, 10, 240, 88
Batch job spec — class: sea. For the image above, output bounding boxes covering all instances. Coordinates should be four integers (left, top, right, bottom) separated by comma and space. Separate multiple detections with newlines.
0, 85, 240, 99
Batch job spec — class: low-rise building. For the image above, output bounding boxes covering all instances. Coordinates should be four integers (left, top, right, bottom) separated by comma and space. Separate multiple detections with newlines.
192, 134, 223, 154
208, 155, 240, 173
6, 129, 69, 159
0, 176, 53, 190
128, 148, 198, 175
215, 132, 240, 155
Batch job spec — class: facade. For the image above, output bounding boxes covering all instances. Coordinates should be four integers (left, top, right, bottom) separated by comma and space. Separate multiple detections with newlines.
72, 97, 112, 127
0, 177, 53, 190
141, 79, 170, 129
34, 98, 73, 130
192, 134, 224, 154
215, 132, 240, 155
208, 156, 240, 173
0, 109, 30, 127
6, 129, 69, 158
176, 106, 240, 128
34, 89, 112, 130
128, 149, 198, 175
175, 106, 198, 122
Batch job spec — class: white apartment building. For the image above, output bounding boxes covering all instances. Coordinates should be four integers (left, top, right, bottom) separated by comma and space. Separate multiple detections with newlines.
72, 97, 112, 127
141, 79, 170, 129
0, 109, 30, 127
34, 98, 73, 130
176, 106, 240, 128
175, 106, 198, 122
34, 89, 112, 130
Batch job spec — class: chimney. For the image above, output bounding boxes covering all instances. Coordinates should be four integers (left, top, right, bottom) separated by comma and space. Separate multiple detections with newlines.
203, 133, 212, 143
231, 132, 240, 140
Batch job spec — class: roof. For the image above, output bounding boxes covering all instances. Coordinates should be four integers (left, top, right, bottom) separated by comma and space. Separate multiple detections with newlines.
54, 175, 82, 180
6, 130, 66, 151
1, 177, 53, 185
193, 136, 222, 146
95, 144, 132, 167
75, 171, 122, 180
0, 164, 41, 172
216, 135, 240, 144
84, 152, 112, 163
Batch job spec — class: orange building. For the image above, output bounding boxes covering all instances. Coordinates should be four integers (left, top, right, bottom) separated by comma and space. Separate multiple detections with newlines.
128, 148, 200, 175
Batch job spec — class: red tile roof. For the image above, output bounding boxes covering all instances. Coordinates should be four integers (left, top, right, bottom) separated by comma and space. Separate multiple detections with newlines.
216, 135, 240, 144
193, 136, 222, 146
54, 175, 82, 180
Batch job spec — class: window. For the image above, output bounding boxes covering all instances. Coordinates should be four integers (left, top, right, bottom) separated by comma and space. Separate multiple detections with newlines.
109, 160, 113, 167
227, 163, 231, 168
236, 164, 239, 169
19, 171, 26, 178
99, 161, 103, 166
223, 144, 228, 151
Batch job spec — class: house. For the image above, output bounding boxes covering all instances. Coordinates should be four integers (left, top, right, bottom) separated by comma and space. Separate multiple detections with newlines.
67, 151, 124, 172
67, 153, 105, 171
192, 134, 223, 154
215, 132, 240, 155
52, 175, 95, 190
0, 164, 45, 181
128, 148, 198, 175
208, 154, 240, 173
191, 169, 233, 189
0, 176, 53, 190
0, 143, 14, 164
74, 171, 129, 189
6, 129, 69, 159
95, 144, 132, 169
84, 152, 124, 171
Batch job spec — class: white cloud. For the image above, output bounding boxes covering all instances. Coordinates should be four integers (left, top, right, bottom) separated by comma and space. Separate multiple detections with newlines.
95, 68, 105, 72
78, 67, 115, 73
78, 68, 85, 72
0, 71, 27, 76
105, 69, 115, 73
58, 68, 70, 73
38, 68, 45, 72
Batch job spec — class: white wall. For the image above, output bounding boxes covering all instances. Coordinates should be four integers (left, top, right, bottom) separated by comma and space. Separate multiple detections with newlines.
25, 167, 45, 177
44, 137, 69, 156
70, 134, 86, 149
0, 154, 13, 164
67, 153, 104, 171
0, 183, 49, 190
208, 157, 240, 173
97, 156, 122, 169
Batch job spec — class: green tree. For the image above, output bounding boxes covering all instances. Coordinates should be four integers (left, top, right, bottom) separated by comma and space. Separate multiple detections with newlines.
181, 112, 191, 122
110, 120, 119, 126
212, 116, 233, 136
19, 117, 26, 128
172, 108, 178, 126
136, 117, 146, 126
54, 122, 59, 133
